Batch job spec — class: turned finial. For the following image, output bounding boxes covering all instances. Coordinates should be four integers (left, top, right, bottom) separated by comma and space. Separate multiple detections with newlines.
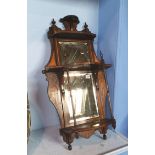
84, 22, 88, 29
82, 22, 90, 32
51, 18, 56, 25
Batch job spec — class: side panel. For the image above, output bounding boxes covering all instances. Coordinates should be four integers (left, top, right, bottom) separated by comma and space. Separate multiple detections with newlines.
46, 73, 65, 128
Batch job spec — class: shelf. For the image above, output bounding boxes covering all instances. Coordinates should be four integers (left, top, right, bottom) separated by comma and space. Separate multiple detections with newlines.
48, 31, 96, 40
42, 63, 112, 74
60, 118, 116, 133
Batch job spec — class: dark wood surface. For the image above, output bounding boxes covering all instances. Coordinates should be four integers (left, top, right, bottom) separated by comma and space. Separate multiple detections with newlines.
48, 31, 96, 40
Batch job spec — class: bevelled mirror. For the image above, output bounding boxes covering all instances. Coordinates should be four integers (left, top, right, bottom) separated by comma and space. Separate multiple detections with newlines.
42, 15, 116, 150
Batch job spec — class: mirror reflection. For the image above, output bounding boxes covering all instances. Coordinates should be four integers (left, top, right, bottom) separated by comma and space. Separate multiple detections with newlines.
63, 71, 99, 124
59, 42, 90, 65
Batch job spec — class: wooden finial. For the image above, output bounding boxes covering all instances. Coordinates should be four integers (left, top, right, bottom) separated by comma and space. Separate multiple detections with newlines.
84, 22, 88, 29
51, 18, 56, 25
82, 22, 90, 32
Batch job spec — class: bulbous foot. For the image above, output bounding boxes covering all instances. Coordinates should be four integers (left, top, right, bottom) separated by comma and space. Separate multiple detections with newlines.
68, 144, 72, 150
103, 134, 107, 140
75, 133, 79, 139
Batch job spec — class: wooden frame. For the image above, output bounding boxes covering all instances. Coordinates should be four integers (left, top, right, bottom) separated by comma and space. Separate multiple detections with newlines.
42, 15, 116, 150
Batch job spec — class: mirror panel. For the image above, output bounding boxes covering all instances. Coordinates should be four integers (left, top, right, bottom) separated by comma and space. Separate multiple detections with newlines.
63, 71, 99, 125
58, 42, 90, 65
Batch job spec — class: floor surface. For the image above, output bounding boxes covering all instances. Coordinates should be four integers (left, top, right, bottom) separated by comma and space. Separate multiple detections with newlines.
27, 126, 128, 155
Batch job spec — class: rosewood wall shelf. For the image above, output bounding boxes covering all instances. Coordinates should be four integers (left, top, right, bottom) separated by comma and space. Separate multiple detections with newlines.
42, 15, 116, 150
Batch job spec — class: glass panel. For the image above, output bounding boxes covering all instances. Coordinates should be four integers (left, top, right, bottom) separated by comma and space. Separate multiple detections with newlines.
63, 71, 99, 125
59, 42, 90, 65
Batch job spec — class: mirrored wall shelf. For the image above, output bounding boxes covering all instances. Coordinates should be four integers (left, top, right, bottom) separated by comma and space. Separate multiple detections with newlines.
42, 15, 116, 150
